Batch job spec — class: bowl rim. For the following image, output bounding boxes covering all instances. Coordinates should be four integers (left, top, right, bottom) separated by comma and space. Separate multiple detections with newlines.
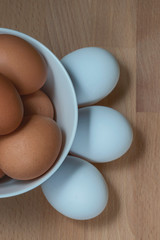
0, 28, 78, 198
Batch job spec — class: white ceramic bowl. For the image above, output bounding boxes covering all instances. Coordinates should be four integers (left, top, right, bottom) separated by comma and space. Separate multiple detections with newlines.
0, 28, 78, 198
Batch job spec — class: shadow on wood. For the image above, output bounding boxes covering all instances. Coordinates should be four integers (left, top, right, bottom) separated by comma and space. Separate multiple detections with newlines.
97, 62, 131, 108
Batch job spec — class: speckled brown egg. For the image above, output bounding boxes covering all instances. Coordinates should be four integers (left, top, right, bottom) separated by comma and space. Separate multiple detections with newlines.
0, 34, 47, 95
0, 115, 62, 180
22, 90, 54, 118
0, 169, 5, 179
0, 74, 24, 135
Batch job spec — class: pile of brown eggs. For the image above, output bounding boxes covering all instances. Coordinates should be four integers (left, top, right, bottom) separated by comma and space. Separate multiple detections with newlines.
0, 35, 62, 180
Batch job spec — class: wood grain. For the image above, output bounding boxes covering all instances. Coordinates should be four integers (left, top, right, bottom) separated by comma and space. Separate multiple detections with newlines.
0, 0, 158, 239
137, 0, 160, 112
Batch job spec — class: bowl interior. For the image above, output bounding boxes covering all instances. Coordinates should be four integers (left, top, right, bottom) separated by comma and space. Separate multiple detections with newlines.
0, 28, 78, 198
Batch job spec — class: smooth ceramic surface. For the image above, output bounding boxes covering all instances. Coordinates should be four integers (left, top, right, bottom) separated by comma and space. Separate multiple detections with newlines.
0, 28, 78, 198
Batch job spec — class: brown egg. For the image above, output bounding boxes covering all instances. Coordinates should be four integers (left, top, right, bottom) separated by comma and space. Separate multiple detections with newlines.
0, 115, 62, 180
0, 34, 47, 95
0, 74, 24, 135
22, 90, 54, 118
0, 169, 5, 179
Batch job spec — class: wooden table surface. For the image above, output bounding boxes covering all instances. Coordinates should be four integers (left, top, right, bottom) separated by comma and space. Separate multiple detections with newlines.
0, 0, 159, 239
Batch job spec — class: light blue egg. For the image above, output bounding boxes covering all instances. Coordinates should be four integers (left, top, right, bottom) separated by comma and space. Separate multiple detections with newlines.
61, 47, 120, 106
70, 106, 133, 163
42, 156, 108, 220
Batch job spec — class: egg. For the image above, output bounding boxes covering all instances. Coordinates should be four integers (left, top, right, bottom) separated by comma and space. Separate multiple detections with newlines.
61, 47, 120, 106
22, 90, 54, 118
0, 115, 62, 180
70, 106, 133, 163
0, 74, 23, 135
0, 34, 47, 95
42, 155, 108, 220
0, 169, 5, 179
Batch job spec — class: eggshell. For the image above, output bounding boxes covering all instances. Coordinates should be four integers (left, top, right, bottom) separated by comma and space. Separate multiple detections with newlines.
0, 74, 24, 135
22, 90, 54, 118
0, 169, 5, 179
61, 47, 120, 106
70, 106, 133, 163
0, 115, 62, 180
42, 155, 108, 220
0, 34, 47, 95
